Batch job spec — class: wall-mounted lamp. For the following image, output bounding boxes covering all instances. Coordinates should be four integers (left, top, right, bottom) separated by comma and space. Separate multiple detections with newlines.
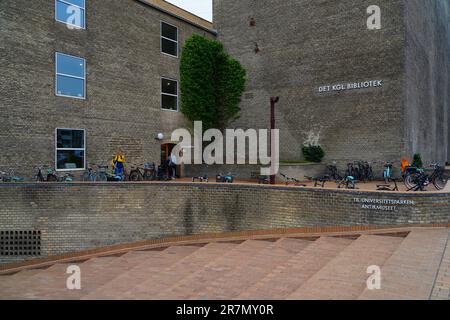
155, 133, 164, 141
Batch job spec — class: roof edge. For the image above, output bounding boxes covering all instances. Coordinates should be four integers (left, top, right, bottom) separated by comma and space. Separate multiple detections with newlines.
134, 0, 217, 35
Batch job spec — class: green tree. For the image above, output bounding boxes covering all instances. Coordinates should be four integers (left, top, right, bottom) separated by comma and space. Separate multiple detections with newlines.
180, 35, 246, 131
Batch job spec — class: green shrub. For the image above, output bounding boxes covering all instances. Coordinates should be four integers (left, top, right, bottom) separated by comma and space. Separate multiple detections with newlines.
412, 153, 423, 168
302, 145, 325, 163
180, 35, 246, 131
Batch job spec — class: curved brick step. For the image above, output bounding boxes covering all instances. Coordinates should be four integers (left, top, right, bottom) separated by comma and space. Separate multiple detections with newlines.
0, 268, 44, 298
0, 263, 77, 299
288, 235, 404, 300
43, 251, 171, 299
189, 238, 312, 300
0, 253, 146, 300
155, 239, 297, 300
119, 242, 239, 300
237, 237, 354, 300
359, 229, 449, 300
81, 245, 201, 299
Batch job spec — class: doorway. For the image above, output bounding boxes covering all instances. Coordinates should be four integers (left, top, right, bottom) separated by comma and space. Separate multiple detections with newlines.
161, 143, 176, 177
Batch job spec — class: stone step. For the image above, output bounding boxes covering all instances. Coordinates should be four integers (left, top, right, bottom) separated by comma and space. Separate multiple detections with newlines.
0, 253, 144, 299
359, 229, 450, 300
81, 245, 201, 299
288, 235, 404, 300
154, 239, 283, 300
0, 268, 46, 299
237, 237, 353, 300
0, 263, 75, 299
189, 238, 312, 300
119, 242, 239, 300
42, 250, 173, 299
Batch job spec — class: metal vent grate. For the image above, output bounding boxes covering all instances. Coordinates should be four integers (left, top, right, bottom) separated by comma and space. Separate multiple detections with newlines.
0, 231, 41, 256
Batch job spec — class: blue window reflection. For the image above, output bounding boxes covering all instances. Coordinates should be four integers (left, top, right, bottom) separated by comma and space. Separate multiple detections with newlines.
55, 53, 86, 99
55, 0, 85, 29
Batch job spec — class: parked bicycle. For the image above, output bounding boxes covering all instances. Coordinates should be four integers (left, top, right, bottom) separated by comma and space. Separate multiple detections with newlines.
404, 163, 448, 191
325, 162, 342, 181
82, 164, 109, 182
216, 173, 235, 183
34, 166, 73, 182
128, 163, 156, 182
382, 161, 395, 184
337, 175, 358, 189
0, 169, 24, 182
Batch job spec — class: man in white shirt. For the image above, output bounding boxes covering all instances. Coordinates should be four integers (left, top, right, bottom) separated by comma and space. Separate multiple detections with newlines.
169, 152, 177, 179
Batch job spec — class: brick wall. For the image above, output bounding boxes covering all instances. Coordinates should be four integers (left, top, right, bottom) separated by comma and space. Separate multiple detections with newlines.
0, 183, 449, 264
0, 0, 215, 178
213, 0, 450, 165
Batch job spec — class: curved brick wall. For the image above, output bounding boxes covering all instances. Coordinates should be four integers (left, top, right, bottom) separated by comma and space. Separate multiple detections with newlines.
0, 183, 449, 264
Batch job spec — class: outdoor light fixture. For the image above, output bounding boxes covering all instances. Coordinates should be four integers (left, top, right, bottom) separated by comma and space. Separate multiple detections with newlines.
155, 133, 164, 141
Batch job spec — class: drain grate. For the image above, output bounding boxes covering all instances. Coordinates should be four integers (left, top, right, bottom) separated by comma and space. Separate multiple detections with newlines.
0, 231, 41, 256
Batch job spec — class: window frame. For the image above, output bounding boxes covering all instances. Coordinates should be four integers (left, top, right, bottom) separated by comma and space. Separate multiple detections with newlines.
161, 77, 179, 112
55, 0, 86, 30
55, 128, 86, 172
55, 52, 86, 100
160, 21, 179, 58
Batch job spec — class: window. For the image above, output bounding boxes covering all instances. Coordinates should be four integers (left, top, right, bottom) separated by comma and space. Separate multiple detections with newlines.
55, 52, 86, 99
161, 22, 178, 57
55, 0, 85, 29
55, 129, 85, 170
161, 78, 178, 111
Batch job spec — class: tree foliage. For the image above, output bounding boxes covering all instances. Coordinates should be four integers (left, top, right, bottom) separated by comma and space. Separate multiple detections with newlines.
180, 35, 246, 131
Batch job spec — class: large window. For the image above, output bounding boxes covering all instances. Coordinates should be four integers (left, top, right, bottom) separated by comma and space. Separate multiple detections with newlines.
55, 129, 85, 170
161, 78, 178, 111
55, 0, 86, 29
161, 22, 178, 57
55, 52, 86, 99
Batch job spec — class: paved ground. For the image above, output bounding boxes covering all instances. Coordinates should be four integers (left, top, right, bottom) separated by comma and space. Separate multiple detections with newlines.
177, 178, 442, 193
1, 228, 448, 300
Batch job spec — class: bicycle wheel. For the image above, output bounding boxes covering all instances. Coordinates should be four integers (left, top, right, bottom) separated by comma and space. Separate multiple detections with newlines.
82, 172, 92, 182
95, 173, 108, 182
403, 174, 416, 190
433, 174, 448, 190
129, 171, 143, 182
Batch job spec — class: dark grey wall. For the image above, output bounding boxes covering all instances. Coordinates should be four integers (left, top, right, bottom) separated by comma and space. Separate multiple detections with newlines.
214, 0, 406, 165
404, 0, 450, 164
0, 0, 213, 177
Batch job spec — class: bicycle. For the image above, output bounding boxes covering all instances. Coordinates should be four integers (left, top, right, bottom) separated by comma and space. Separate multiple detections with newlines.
325, 162, 342, 181
0, 169, 24, 182
129, 163, 156, 182
82, 165, 97, 182
377, 178, 399, 191
382, 161, 395, 184
404, 163, 448, 191
337, 175, 358, 189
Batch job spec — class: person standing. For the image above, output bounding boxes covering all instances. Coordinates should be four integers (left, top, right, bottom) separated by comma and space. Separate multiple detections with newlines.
112, 150, 126, 177
169, 152, 177, 179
